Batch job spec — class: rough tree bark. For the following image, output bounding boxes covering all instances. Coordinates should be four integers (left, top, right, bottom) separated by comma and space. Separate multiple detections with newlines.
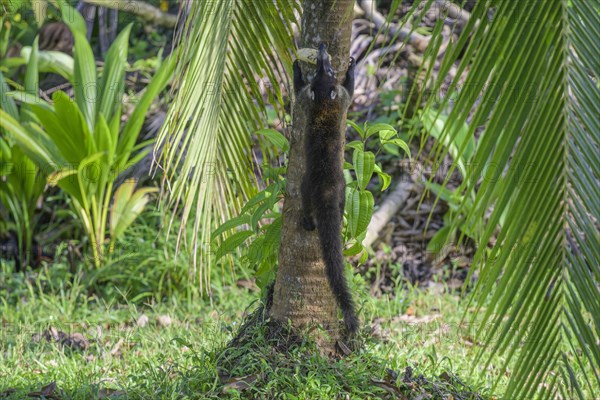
270, 0, 355, 354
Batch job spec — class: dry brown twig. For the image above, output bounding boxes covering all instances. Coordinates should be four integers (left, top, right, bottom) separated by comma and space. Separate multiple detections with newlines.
83, 0, 177, 28
357, 0, 430, 53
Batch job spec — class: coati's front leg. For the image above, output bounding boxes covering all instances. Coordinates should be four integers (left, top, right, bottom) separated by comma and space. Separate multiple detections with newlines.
293, 60, 306, 94
344, 57, 355, 98
294, 60, 315, 231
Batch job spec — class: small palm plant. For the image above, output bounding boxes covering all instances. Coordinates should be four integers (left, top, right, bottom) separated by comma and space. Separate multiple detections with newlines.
0, 3, 175, 267
0, 71, 45, 270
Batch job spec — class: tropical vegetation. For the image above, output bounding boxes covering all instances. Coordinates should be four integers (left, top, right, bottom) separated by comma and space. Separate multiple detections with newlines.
0, 0, 597, 398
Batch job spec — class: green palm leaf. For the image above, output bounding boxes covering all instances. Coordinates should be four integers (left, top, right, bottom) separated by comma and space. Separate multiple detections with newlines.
154, 0, 297, 290
409, 1, 599, 397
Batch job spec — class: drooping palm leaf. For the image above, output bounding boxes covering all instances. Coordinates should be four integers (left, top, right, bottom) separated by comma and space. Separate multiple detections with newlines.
407, 0, 599, 397
154, 0, 298, 290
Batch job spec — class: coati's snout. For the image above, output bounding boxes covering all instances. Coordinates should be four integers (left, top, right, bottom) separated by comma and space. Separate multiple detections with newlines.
316, 43, 335, 79
310, 43, 339, 103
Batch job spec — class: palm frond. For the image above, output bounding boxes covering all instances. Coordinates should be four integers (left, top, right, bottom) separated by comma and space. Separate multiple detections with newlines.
154, 0, 298, 290
411, 0, 599, 397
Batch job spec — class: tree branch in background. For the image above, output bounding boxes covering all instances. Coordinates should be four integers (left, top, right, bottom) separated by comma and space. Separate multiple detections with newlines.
363, 178, 414, 248
83, 0, 177, 28
358, 0, 429, 53
434, 0, 472, 31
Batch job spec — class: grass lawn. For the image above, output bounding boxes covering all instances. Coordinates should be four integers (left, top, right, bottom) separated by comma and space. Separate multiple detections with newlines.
0, 258, 508, 399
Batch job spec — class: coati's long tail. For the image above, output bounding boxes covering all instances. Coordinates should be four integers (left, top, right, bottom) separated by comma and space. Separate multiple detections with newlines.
315, 205, 359, 334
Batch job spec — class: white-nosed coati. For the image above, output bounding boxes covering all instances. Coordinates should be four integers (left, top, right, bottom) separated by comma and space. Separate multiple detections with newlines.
293, 43, 358, 334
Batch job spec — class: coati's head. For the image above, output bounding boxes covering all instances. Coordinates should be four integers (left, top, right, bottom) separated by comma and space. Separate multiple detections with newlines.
307, 44, 351, 108
292, 43, 355, 115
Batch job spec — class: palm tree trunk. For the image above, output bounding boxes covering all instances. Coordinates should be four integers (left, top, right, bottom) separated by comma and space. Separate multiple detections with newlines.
270, 0, 354, 353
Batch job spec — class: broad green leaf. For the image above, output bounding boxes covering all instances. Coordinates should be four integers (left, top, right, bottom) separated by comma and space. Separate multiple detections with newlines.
251, 190, 281, 229
6, 91, 54, 113
378, 129, 396, 141
0, 72, 18, 120
0, 137, 11, 161
374, 164, 392, 191
76, 152, 105, 199
240, 181, 283, 214
214, 230, 254, 261
343, 241, 363, 256
97, 25, 131, 123
352, 149, 375, 190
255, 128, 289, 151
347, 188, 374, 237
60, 15, 97, 131
211, 214, 252, 239
426, 225, 453, 254
58, 0, 88, 36
424, 181, 460, 207
52, 90, 95, 155
347, 119, 364, 138
24, 37, 38, 95
117, 53, 176, 170
20, 47, 74, 81
0, 109, 53, 168
366, 122, 396, 138
109, 182, 158, 241
345, 140, 364, 151
108, 106, 122, 158
261, 217, 282, 256
358, 249, 369, 264
21, 36, 39, 124
47, 167, 77, 187
421, 109, 473, 176
94, 114, 114, 165
384, 138, 412, 158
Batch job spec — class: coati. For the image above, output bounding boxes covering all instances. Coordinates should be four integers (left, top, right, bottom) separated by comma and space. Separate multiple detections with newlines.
293, 43, 359, 334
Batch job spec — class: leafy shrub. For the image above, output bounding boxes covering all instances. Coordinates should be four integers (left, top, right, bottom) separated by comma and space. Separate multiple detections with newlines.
212, 122, 410, 288
0, 58, 46, 269
0, 3, 176, 267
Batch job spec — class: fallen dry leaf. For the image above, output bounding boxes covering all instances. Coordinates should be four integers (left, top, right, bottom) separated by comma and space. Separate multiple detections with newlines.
136, 315, 149, 328
395, 314, 440, 324
109, 338, 124, 358
369, 377, 406, 398
0, 388, 16, 398
337, 340, 352, 356
156, 315, 172, 327
32, 327, 89, 350
97, 388, 126, 399
27, 381, 58, 399
235, 279, 259, 292
221, 374, 258, 394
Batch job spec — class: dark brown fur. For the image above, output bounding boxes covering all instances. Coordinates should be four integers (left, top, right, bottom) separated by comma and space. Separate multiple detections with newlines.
294, 44, 358, 333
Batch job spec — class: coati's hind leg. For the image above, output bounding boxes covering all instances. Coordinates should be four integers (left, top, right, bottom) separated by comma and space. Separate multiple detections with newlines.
343, 57, 355, 98
293, 60, 306, 94
301, 179, 316, 231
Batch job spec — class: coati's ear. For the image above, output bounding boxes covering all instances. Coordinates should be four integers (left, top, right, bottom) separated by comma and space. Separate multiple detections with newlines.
330, 89, 337, 100
310, 89, 315, 100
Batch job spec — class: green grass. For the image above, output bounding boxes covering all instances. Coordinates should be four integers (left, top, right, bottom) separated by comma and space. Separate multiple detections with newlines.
0, 254, 504, 399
